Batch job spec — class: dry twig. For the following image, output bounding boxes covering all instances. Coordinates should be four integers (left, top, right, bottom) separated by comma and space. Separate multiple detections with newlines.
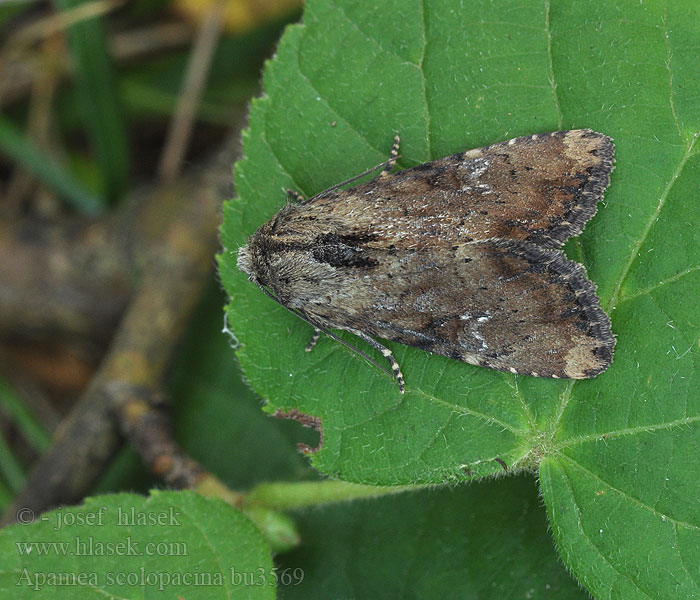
1, 134, 240, 525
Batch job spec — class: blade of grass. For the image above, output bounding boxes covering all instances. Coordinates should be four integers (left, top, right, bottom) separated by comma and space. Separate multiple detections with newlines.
0, 432, 25, 495
120, 78, 252, 125
0, 113, 101, 212
0, 376, 52, 454
54, 0, 129, 204
0, 478, 11, 513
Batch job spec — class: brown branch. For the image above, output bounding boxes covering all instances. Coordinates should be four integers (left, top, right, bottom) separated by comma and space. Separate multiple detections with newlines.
111, 385, 244, 509
1, 135, 238, 526
0, 214, 132, 344
0, 103, 245, 344
113, 386, 206, 489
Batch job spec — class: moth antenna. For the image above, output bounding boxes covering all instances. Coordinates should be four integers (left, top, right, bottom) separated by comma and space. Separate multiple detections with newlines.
305, 328, 321, 352
313, 328, 396, 383
286, 188, 305, 203
378, 135, 401, 178
307, 157, 399, 202
253, 282, 396, 381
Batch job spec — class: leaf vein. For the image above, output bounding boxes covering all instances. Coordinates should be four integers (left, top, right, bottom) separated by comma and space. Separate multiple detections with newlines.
413, 387, 529, 436
543, 0, 563, 128
260, 124, 307, 196
415, 412, 454, 463
330, 1, 421, 69
561, 454, 700, 533
419, 0, 432, 157
674, 523, 700, 590
291, 40, 387, 170
504, 373, 537, 432
607, 132, 700, 314
553, 415, 700, 451
555, 460, 660, 599
662, 2, 683, 138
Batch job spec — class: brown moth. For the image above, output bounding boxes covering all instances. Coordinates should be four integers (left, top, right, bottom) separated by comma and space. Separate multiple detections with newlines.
237, 130, 615, 392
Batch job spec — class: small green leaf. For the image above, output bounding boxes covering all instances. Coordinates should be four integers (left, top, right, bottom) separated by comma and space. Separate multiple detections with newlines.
0, 491, 274, 598
220, 1, 700, 597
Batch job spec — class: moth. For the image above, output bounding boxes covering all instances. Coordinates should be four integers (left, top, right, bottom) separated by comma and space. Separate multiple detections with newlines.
237, 130, 615, 393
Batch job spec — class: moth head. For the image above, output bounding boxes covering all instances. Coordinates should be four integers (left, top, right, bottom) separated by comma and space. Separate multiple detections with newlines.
237, 221, 295, 294
237, 235, 272, 289
236, 242, 253, 277
238, 206, 340, 307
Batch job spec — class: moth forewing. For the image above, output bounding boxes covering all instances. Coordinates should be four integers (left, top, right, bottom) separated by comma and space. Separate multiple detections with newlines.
238, 130, 615, 392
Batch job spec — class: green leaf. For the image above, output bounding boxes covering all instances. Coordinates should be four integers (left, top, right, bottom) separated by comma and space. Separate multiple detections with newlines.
277, 475, 587, 599
0, 491, 274, 598
219, 0, 700, 597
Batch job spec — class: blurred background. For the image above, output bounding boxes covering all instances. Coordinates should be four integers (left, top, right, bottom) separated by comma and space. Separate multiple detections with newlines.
0, 0, 320, 523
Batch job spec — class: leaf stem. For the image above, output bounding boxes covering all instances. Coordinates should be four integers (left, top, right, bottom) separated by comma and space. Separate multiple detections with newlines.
245, 480, 421, 511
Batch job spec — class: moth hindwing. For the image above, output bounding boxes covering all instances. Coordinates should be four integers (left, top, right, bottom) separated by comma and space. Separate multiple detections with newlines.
238, 130, 615, 393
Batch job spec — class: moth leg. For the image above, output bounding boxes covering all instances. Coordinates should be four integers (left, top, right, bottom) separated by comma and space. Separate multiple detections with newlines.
286, 189, 305, 203
351, 329, 405, 393
305, 328, 321, 352
378, 135, 400, 178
